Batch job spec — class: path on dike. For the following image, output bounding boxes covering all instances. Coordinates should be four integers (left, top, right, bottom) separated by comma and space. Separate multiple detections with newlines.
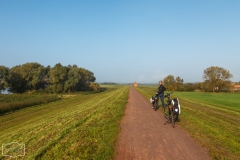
115, 87, 211, 160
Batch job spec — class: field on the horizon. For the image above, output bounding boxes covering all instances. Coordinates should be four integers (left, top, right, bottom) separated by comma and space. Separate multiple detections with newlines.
0, 86, 129, 159
135, 86, 240, 160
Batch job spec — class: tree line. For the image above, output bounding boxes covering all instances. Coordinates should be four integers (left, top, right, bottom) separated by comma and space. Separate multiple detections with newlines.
0, 62, 100, 93
163, 66, 234, 92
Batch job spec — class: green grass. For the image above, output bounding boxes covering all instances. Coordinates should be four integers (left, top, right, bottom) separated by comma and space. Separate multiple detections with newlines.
135, 86, 240, 160
0, 86, 129, 160
0, 94, 61, 114
173, 92, 240, 111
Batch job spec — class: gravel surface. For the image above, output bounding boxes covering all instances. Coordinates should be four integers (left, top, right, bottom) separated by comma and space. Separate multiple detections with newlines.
115, 87, 211, 160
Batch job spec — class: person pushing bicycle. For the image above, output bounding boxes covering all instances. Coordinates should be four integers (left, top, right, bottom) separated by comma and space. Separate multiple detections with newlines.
156, 80, 166, 112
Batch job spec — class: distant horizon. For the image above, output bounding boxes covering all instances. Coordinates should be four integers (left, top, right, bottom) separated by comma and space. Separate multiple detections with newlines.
1, 61, 238, 84
97, 81, 240, 84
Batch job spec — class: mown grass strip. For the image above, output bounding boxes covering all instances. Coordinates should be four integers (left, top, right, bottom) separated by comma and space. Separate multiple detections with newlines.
0, 94, 61, 115
39, 87, 129, 160
179, 101, 240, 159
135, 86, 240, 160
0, 86, 129, 160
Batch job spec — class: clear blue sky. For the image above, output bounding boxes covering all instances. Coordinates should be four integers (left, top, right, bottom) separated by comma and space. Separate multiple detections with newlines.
1, 0, 239, 83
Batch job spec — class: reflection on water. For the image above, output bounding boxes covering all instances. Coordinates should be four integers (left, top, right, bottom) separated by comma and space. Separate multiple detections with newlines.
0, 88, 12, 94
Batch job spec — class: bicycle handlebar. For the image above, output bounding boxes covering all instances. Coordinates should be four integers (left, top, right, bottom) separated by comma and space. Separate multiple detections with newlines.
164, 92, 173, 98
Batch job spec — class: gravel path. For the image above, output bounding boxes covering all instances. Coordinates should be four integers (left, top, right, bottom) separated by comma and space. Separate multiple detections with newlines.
114, 87, 211, 160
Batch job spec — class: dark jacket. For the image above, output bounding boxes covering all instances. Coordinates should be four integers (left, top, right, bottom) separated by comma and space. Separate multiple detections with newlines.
157, 84, 165, 95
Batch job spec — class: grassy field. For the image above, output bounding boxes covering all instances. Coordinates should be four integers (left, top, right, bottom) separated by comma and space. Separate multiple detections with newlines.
0, 86, 129, 160
0, 94, 61, 114
135, 86, 240, 160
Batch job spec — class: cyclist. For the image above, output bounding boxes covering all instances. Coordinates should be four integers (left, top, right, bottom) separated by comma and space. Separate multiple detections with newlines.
156, 80, 166, 112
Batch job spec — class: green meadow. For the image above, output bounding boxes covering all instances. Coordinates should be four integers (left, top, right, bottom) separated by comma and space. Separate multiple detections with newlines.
135, 86, 240, 160
0, 86, 129, 160
173, 92, 240, 111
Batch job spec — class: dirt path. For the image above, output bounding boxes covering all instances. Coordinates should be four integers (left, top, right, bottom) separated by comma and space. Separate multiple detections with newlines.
115, 87, 211, 160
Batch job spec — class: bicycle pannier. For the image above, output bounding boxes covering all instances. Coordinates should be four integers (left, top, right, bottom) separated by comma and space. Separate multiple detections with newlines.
150, 96, 155, 104
171, 98, 181, 115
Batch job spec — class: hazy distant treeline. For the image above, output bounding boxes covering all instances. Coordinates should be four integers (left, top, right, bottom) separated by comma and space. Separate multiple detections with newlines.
0, 62, 100, 93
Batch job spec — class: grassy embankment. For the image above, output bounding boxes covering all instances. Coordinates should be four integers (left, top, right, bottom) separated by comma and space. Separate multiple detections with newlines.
135, 86, 240, 160
0, 85, 129, 160
0, 94, 61, 115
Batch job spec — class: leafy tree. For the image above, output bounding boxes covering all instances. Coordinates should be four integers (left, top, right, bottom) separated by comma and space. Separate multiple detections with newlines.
175, 76, 183, 91
202, 80, 211, 92
183, 83, 196, 91
0, 65, 9, 91
89, 82, 100, 91
48, 63, 68, 93
6, 63, 47, 93
196, 82, 202, 90
64, 65, 82, 93
40, 65, 51, 89
4, 62, 97, 93
6, 65, 27, 93
78, 68, 96, 91
164, 75, 175, 91
203, 66, 233, 92
21, 62, 46, 90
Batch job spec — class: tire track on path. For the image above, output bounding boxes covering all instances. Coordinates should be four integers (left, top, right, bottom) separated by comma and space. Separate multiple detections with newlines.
115, 87, 211, 160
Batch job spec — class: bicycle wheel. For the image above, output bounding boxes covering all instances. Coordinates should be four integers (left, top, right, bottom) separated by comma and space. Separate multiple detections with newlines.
164, 110, 169, 119
154, 100, 158, 111
170, 109, 175, 128
173, 114, 178, 122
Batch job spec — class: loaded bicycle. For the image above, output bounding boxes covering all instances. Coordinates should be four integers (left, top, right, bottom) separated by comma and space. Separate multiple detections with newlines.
163, 92, 181, 128
150, 93, 159, 111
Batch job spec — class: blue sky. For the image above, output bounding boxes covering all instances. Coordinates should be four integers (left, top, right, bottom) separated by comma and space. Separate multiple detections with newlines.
0, 0, 239, 83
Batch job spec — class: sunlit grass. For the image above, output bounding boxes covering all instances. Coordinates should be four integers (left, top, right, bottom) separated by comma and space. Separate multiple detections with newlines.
0, 94, 61, 114
173, 92, 240, 111
0, 86, 129, 159
135, 86, 240, 160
